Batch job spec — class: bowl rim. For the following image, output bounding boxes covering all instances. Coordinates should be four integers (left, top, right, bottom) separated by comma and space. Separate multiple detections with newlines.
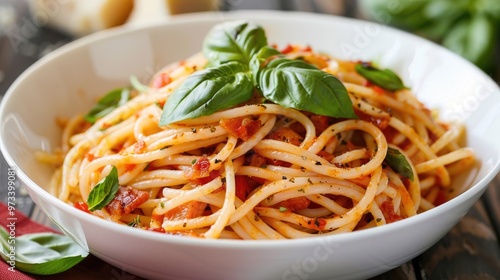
1, 9, 499, 249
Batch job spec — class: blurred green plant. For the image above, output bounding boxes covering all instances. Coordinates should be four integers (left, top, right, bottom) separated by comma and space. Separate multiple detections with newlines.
360, 0, 499, 72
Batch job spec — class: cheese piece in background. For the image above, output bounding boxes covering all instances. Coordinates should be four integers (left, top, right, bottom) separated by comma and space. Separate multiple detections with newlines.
126, 0, 220, 26
29, 0, 134, 37
166, 0, 220, 14
29, 0, 220, 37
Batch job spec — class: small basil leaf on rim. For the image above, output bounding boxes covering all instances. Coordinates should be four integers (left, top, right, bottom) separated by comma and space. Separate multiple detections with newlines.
384, 147, 414, 181
87, 166, 120, 211
0, 227, 88, 275
255, 57, 357, 119
203, 20, 268, 66
84, 88, 131, 124
159, 62, 253, 125
355, 63, 408, 91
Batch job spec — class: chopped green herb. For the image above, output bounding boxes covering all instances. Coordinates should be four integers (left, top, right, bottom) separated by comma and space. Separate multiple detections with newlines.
127, 215, 142, 227
279, 207, 288, 212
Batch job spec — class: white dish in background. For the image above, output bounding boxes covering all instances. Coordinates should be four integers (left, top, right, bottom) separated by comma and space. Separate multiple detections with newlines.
1, 10, 500, 280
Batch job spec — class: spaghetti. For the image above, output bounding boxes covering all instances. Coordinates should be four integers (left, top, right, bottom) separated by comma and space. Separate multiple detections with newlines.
37, 22, 475, 240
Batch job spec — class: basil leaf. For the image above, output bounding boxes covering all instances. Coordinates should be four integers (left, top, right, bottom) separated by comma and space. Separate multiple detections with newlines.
84, 88, 131, 124
355, 63, 408, 91
420, 0, 464, 41
443, 15, 495, 71
384, 147, 414, 181
255, 57, 357, 119
360, 0, 431, 30
203, 20, 267, 66
0, 227, 88, 275
159, 62, 253, 125
252, 45, 281, 62
473, 0, 500, 21
87, 166, 120, 211
249, 46, 281, 83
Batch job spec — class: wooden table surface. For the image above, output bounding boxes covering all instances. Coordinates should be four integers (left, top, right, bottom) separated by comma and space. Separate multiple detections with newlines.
1, 0, 499, 279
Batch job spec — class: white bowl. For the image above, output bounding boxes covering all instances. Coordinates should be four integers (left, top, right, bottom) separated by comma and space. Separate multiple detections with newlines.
1, 10, 500, 280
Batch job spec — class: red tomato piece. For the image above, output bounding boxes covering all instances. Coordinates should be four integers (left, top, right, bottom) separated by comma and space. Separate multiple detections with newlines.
165, 201, 206, 221
184, 156, 211, 180
220, 117, 262, 141
280, 44, 294, 54
106, 186, 149, 218
275, 197, 311, 212
354, 109, 390, 130
74, 202, 89, 213
434, 189, 448, 206
235, 176, 250, 201
152, 73, 172, 88
310, 114, 333, 134
380, 200, 403, 223
267, 127, 303, 146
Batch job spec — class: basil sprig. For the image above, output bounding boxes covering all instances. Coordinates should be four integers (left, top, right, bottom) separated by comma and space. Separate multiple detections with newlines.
360, 0, 499, 71
159, 20, 356, 125
355, 63, 408, 91
84, 88, 131, 124
87, 166, 119, 211
384, 147, 414, 181
0, 227, 88, 275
